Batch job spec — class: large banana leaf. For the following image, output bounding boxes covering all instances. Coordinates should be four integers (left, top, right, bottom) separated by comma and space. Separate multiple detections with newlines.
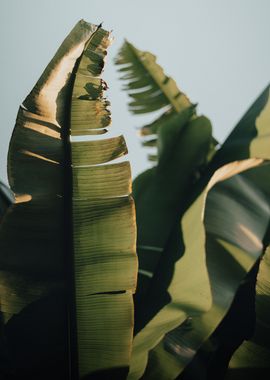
177, 85, 270, 379
0, 20, 137, 379
130, 88, 270, 379
128, 159, 270, 380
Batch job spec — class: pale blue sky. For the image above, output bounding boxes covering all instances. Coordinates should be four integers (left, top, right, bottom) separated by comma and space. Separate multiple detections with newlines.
1, 0, 270, 184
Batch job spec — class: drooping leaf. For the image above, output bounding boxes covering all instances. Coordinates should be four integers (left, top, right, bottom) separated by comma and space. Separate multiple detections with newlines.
0, 20, 137, 380
140, 86, 270, 380
176, 85, 270, 379
129, 159, 270, 380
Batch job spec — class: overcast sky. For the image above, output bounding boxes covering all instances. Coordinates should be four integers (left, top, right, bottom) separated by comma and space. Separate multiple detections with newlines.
1, 0, 270, 184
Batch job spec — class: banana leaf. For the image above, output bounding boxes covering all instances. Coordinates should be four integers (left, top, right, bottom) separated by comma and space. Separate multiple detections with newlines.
210, 84, 270, 168
144, 87, 270, 378
128, 158, 270, 380
115, 41, 219, 304
225, 245, 270, 380
177, 85, 270, 379
133, 111, 212, 300
115, 41, 191, 116
130, 87, 270, 379
116, 41, 203, 164
0, 20, 137, 380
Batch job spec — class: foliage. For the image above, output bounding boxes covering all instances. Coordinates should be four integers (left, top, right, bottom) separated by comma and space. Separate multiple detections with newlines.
0, 21, 137, 380
116, 41, 270, 379
0, 22, 269, 380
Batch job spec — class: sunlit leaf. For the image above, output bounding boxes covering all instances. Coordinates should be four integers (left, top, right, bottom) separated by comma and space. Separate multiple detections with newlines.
226, 245, 270, 379
0, 20, 137, 379
177, 85, 270, 379
116, 38, 269, 380
128, 158, 270, 380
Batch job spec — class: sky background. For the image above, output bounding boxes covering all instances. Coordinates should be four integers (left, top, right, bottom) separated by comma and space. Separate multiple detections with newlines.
0, 0, 270, 184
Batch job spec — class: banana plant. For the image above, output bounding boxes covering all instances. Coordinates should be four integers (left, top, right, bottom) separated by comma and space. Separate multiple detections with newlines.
0, 21, 137, 380
116, 41, 270, 379
1, 22, 269, 380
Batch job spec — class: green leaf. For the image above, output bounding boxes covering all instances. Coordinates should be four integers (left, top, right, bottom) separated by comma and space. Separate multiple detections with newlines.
129, 159, 270, 380
115, 41, 198, 164
0, 20, 137, 379
115, 41, 192, 114
137, 85, 270, 379
211, 84, 270, 168
116, 41, 219, 172
226, 245, 270, 378
176, 85, 270, 379
116, 39, 270, 379
133, 112, 212, 300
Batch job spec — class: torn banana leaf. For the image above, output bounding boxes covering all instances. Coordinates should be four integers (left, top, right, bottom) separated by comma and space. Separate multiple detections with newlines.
115, 40, 191, 115
115, 41, 218, 165
0, 20, 137, 380
115, 41, 217, 306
